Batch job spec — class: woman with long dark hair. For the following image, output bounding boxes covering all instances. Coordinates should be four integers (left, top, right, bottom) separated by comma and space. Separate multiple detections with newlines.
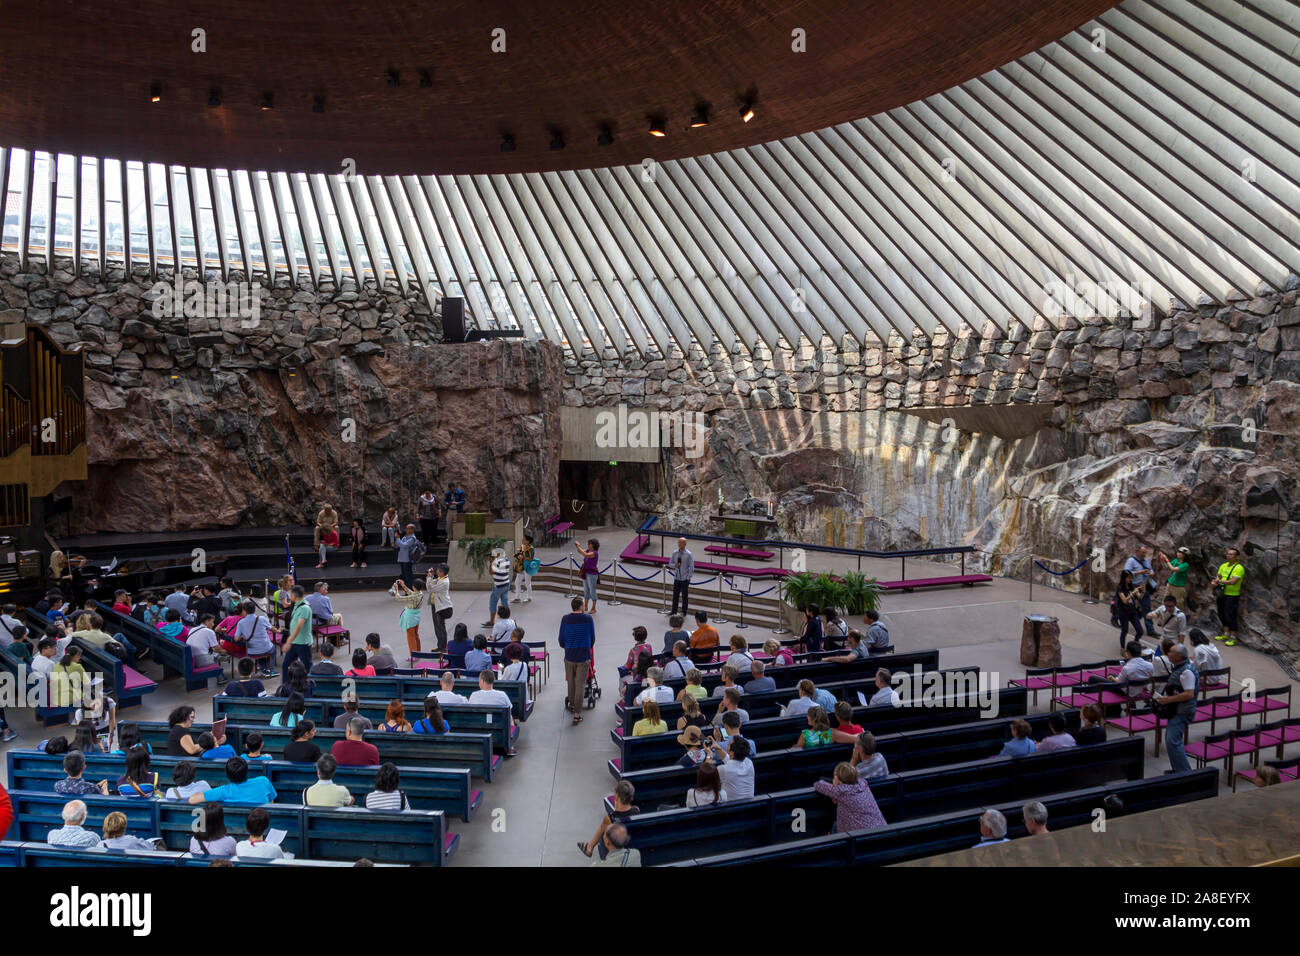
271, 691, 306, 728
686, 761, 728, 807
412, 697, 448, 735
189, 803, 236, 858
274, 660, 315, 699
1114, 570, 1145, 646
72, 717, 105, 754
117, 745, 158, 797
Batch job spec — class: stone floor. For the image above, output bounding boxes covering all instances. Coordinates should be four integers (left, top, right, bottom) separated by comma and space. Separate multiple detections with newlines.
4, 524, 1293, 866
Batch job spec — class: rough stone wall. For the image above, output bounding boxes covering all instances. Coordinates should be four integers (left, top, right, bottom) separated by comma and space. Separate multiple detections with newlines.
0, 256, 562, 532
562, 280, 1300, 654
2, 249, 1295, 653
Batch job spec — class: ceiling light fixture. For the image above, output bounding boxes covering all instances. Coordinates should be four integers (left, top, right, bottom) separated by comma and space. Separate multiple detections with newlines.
739, 102, 755, 123
648, 118, 666, 137
689, 107, 709, 128
596, 127, 614, 147
260, 92, 274, 110
549, 133, 565, 151
387, 69, 400, 87
500, 134, 516, 152
150, 83, 162, 103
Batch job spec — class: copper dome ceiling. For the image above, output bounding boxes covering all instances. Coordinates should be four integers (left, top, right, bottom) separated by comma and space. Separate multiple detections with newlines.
0, 0, 1118, 175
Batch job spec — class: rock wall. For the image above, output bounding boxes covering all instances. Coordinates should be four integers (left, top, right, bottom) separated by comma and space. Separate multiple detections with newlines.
562, 281, 1300, 654
3, 250, 1296, 653
0, 256, 564, 531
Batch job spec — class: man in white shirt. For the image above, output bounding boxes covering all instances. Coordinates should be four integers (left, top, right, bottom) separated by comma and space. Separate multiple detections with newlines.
46, 800, 101, 848
782, 679, 818, 718
429, 671, 469, 706
869, 668, 901, 707
235, 808, 292, 859
633, 667, 675, 707
30, 636, 58, 685
467, 670, 515, 731
662, 642, 693, 682
186, 614, 220, 668
491, 608, 516, 643
1116, 641, 1155, 696
708, 735, 755, 802
0, 604, 24, 647
1146, 595, 1188, 642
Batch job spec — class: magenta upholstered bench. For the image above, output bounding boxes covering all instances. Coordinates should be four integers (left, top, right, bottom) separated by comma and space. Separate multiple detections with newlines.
878, 574, 992, 591
704, 545, 775, 560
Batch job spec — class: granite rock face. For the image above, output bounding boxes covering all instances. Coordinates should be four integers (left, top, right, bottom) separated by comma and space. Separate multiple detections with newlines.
4, 251, 1297, 655
562, 289, 1300, 655
0, 256, 562, 532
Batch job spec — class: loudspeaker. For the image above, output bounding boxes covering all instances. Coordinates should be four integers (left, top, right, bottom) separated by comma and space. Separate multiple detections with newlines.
441, 297, 465, 343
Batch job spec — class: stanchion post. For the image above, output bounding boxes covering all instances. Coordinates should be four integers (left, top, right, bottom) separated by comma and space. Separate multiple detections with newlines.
715, 574, 729, 623
566, 557, 574, 598
772, 578, 790, 634
609, 561, 622, 606
657, 567, 669, 614
736, 585, 749, 630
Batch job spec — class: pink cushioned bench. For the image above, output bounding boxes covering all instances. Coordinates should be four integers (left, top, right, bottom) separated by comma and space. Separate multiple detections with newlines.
122, 666, 155, 693
444, 831, 460, 862
704, 545, 774, 560
878, 574, 992, 591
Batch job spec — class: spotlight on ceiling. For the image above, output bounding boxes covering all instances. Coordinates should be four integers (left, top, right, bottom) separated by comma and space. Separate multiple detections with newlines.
150, 83, 162, 103
207, 88, 221, 107
648, 118, 666, 137
260, 92, 274, 110
689, 107, 709, 128
596, 127, 614, 147
387, 69, 400, 87
549, 132, 565, 151
312, 95, 325, 113
419, 69, 433, 88
500, 134, 516, 152
739, 102, 755, 123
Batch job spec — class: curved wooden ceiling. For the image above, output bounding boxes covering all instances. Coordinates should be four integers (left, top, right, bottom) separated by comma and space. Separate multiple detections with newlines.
0, 0, 1118, 175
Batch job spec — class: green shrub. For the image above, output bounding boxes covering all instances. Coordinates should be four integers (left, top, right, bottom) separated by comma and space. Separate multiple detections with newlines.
782, 570, 880, 616
457, 535, 507, 578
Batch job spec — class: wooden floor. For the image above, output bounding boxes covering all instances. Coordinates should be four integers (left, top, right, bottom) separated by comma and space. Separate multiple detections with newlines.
900, 779, 1300, 867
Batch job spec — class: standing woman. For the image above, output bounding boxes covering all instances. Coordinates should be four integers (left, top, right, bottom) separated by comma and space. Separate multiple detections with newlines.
512, 533, 536, 604
349, 518, 368, 569
391, 578, 424, 662
427, 564, 453, 653
801, 604, 824, 655
575, 538, 601, 614
1114, 570, 1145, 647
380, 506, 400, 549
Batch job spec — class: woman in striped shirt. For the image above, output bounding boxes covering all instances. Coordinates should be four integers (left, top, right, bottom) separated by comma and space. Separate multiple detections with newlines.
364, 762, 411, 811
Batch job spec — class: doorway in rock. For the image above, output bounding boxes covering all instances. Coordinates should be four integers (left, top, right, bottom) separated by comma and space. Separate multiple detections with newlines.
558, 459, 662, 530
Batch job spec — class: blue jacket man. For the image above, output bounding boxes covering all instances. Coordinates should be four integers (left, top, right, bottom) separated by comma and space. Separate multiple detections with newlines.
558, 597, 595, 722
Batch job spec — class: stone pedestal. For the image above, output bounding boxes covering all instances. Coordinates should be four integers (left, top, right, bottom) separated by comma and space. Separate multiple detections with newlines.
1020, 614, 1062, 668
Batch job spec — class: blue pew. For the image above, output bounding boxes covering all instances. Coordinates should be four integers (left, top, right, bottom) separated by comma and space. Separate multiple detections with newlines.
96, 603, 222, 691
7, 749, 481, 821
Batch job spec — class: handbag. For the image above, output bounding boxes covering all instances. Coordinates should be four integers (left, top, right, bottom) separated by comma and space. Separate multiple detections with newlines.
524, 559, 541, 576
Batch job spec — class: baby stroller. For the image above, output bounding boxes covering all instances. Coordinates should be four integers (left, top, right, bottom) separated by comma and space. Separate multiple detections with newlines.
565, 652, 602, 711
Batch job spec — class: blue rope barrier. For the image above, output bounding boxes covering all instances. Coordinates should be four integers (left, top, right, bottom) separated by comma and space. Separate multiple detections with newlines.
539, 558, 567, 567
1034, 557, 1091, 576
599, 562, 613, 574
692, 575, 718, 586
616, 563, 662, 582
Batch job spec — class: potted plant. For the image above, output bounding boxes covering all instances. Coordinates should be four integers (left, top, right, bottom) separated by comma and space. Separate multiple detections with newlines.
457, 535, 508, 580
782, 570, 881, 620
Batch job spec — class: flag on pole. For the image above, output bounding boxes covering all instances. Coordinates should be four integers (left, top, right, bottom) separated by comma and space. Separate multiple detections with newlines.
284, 534, 295, 583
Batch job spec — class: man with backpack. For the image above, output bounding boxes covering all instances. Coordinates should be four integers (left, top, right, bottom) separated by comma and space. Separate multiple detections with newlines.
396, 524, 422, 586
1154, 643, 1198, 773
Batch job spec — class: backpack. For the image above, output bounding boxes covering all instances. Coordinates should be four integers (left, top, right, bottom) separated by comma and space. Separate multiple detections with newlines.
409, 539, 427, 564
